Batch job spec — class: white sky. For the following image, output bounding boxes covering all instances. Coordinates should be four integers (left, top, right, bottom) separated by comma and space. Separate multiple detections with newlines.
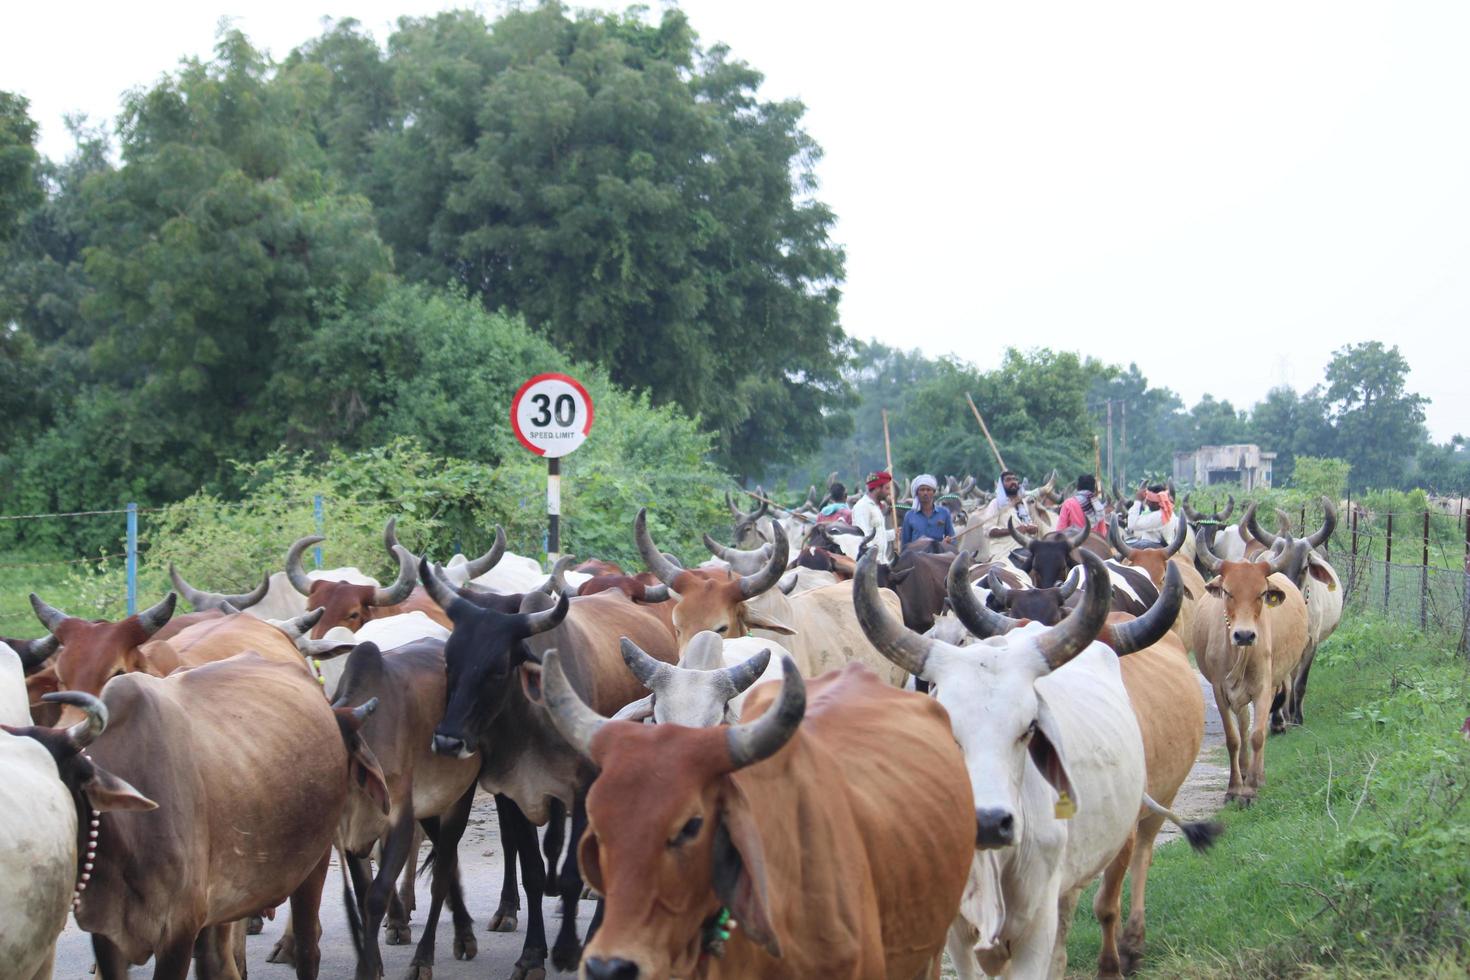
5, 1, 1466, 441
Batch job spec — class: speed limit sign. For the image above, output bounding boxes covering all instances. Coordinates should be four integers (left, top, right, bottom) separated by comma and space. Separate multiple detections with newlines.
511, 373, 594, 458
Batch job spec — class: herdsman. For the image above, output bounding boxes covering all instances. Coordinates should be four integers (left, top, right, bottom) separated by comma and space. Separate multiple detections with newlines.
852, 470, 894, 563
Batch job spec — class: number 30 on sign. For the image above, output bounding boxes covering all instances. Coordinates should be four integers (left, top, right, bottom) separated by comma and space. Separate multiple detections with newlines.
511, 373, 595, 458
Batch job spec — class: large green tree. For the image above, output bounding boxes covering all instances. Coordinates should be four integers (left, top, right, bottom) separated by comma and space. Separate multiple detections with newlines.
1322, 341, 1428, 489
289, 3, 850, 476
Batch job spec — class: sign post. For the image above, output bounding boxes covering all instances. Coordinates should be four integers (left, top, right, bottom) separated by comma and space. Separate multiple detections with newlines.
511, 373, 594, 558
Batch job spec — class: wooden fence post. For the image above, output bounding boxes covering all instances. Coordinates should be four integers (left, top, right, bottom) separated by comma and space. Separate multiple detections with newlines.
1421, 510, 1430, 631
1384, 512, 1393, 613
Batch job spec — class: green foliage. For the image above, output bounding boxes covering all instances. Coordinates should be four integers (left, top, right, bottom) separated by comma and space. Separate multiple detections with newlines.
288, 3, 851, 476
1323, 342, 1429, 491
0, 91, 41, 244
1292, 455, 1351, 501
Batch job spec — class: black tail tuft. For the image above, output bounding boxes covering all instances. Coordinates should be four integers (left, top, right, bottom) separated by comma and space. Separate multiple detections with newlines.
417, 845, 438, 880
1183, 819, 1225, 853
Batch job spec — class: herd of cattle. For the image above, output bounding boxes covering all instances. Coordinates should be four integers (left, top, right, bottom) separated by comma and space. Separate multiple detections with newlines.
0, 480, 1344, 979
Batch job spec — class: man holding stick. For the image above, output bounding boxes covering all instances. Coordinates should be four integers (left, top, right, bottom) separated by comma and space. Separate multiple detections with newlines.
979, 470, 1041, 540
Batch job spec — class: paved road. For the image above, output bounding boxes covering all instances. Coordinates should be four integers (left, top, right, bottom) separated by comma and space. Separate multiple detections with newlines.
53, 792, 597, 978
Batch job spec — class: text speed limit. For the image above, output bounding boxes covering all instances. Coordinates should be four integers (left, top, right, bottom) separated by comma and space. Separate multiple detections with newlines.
511, 373, 595, 458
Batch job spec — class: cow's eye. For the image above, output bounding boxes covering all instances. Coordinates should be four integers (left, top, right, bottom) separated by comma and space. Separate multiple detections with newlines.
669, 816, 703, 847
715, 624, 728, 635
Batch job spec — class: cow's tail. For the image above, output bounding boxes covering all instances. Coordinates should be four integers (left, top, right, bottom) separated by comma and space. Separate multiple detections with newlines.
1142, 793, 1224, 852
340, 845, 366, 954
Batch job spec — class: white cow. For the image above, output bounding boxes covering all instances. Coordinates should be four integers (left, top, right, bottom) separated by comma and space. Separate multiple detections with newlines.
612, 631, 805, 726
854, 550, 1146, 979
0, 661, 151, 980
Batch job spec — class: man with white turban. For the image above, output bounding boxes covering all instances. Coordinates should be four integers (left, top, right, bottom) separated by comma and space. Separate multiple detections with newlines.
900, 473, 955, 548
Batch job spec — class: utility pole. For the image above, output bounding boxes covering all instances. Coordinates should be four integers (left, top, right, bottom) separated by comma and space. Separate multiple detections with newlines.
1119, 399, 1127, 489
1106, 400, 1114, 489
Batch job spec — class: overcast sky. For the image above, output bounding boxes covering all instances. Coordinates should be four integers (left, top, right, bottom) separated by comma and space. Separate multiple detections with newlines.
5, 1, 1465, 441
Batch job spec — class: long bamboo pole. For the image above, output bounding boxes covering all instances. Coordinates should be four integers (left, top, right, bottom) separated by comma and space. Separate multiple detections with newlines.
736, 487, 814, 524
883, 409, 900, 556
965, 394, 1008, 472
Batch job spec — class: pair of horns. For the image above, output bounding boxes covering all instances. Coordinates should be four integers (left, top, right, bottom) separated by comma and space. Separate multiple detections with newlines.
540, 646, 805, 772
169, 565, 270, 613
1243, 496, 1336, 551
419, 557, 570, 633
285, 531, 416, 607
1181, 494, 1235, 525
1007, 517, 1088, 553
640, 509, 786, 599
31, 592, 177, 644
1106, 512, 1186, 560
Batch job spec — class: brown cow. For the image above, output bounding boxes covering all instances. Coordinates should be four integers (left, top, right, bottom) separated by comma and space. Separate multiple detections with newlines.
1106, 514, 1206, 641
284, 534, 447, 636
23, 592, 177, 724
539, 651, 975, 980
1191, 527, 1309, 804
549, 554, 678, 642
26, 653, 388, 979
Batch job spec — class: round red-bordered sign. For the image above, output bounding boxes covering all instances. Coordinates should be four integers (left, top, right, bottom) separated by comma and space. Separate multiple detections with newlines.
511, 373, 595, 458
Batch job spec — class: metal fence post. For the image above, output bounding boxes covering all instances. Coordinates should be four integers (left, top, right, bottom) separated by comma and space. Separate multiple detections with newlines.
1384, 512, 1393, 613
1421, 510, 1429, 631
126, 502, 138, 615
1462, 515, 1470, 656
313, 494, 324, 570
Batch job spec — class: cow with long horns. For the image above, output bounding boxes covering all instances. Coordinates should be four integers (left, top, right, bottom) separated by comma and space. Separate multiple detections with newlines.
537, 649, 975, 979
1243, 499, 1341, 730
421, 559, 679, 978
285, 529, 444, 637
1105, 512, 1207, 641
1191, 525, 1310, 804
855, 547, 1163, 979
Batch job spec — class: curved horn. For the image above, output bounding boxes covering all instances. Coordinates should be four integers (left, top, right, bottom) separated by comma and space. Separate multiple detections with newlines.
1218, 495, 1235, 522
1264, 539, 1294, 576
1007, 516, 1035, 550
986, 568, 1014, 609
725, 654, 805, 771
463, 526, 508, 579
1033, 550, 1112, 672
10, 634, 59, 673
169, 564, 271, 612
803, 485, 818, 509
778, 570, 798, 595
853, 549, 933, 676
383, 516, 401, 560
550, 554, 578, 596
1195, 525, 1224, 574
753, 491, 770, 519
524, 591, 570, 636
1274, 509, 1295, 538
703, 534, 774, 575
350, 696, 381, 724
136, 593, 177, 637
1057, 565, 1082, 601
1107, 515, 1134, 559
1164, 511, 1188, 557
1166, 479, 1177, 499
285, 535, 323, 596
541, 649, 606, 763
635, 509, 686, 588
639, 582, 671, 603
29, 593, 71, 634
726, 491, 741, 519
42, 691, 108, 747
620, 637, 675, 692
276, 607, 325, 641
371, 545, 417, 606
1063, 523, 1089, 551
951, 552, 1023, 638
1181, 495, 1202, 523
1242, 502, 1278, 549
720, 648, 772, 698
737, 522, 788, 599
1109, 562, 1183, 655
1306, 496, 1337, 549
418, 558, 471, 619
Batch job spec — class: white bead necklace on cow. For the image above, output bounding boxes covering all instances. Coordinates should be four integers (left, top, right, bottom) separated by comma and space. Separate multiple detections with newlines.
74, 796, 101, 911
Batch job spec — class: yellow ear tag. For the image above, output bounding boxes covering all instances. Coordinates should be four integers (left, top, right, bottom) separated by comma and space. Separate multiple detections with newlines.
1054, 791, 1076, 820
1264, 592, 1283, 607
1328, 579, 1337, 592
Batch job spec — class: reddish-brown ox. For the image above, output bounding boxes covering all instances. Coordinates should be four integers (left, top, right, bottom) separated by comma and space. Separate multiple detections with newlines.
22, 592, 178, 723
284, 526, 458, 637
539, 652, 975, 980
22, 652, 387, 979
1191, 527, 1310, 805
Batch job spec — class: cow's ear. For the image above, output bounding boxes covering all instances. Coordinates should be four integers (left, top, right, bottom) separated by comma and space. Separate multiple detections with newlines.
26, 665, 61, 705
1307, 559, 1337, 590
1263, 588, 1286, 608
887, 566, 913, 585
578, 829, 605, 897
1204, 578, 1224, 598
130, 644, 169, 677
519, 661, 545, 704
84, 767, 158, 812
712, 777, 781, 958
347, 734, 392, 816
1029, 698, 1079, 819
741, 609, 796, 636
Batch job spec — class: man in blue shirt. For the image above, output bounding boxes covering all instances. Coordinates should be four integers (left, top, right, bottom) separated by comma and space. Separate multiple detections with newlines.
901, 473, 955, 548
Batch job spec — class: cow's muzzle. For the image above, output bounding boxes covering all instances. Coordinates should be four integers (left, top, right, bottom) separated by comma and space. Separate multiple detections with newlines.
585, 957, 640, 980
1231, 629, 1257, 647
431, 733, 472, 759
975, 807, 1015, 848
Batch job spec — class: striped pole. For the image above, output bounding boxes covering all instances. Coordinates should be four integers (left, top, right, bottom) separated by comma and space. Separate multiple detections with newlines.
313, 494, 324, 570
126, 502, 138, 615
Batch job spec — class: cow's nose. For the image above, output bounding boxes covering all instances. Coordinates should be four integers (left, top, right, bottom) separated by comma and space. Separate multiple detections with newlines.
1232, 629, 1257, 646
431, 733, 466, 757
975, 808, 1015, 848
585, 958, 639, 980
